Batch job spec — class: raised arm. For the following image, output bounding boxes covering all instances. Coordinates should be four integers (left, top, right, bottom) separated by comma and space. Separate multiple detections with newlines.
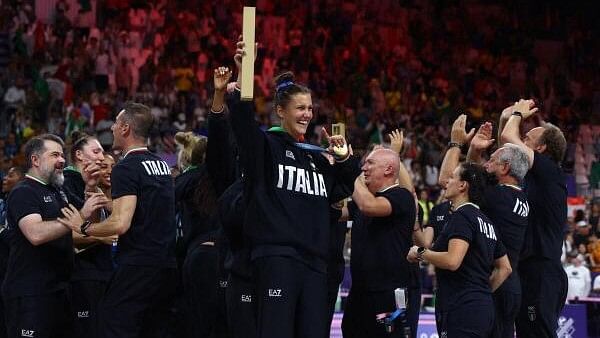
389, 129, 414, 192
228, 38, 266, 181
207, 67, 237, 195
438, 114, 474, 188
500, 99, 536, 167
351, 175, 393, 217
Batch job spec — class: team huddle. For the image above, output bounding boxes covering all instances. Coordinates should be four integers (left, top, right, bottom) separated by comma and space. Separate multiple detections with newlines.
0, 39, 567, 338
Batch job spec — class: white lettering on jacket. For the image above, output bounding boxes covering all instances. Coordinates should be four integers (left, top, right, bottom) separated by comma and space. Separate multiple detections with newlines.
276, 164, 327, 197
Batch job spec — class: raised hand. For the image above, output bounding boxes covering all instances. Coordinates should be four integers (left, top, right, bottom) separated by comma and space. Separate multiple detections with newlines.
500, 103, 516, 120
388, 129, 404, 154
451, 114, 475, 145
234, 37, 244, 70
214, 66, 232, 92
470, 122, 495, 151
512, 99, 538, 119
321, 127, 349, 161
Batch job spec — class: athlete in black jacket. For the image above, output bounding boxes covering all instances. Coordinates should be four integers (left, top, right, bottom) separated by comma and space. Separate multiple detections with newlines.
230, 40, 359, 338
62, 131, 114, 338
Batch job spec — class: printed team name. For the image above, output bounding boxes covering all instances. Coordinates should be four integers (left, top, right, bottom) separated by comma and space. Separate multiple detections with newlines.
512, 198, 529, 217
140, 160, 172, 176
276, 164, 328, 197
477, 217, 497, 240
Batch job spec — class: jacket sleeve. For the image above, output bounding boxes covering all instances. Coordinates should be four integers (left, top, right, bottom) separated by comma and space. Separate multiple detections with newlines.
227, 89, 267, 183
328, 156, 361, 202
207, 106, 236, 196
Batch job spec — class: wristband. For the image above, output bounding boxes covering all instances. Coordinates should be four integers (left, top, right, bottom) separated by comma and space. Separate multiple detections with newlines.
80, 221, 92, 237
447, 142, 462, 148
511, 111, 523, 118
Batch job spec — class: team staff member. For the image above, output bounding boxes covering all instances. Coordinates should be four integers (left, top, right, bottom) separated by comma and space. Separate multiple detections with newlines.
408, 162, 512, 338
3, 134, 105, 338
465, 121, 530, 338
341, 148, 416, 338
444, 117, 530, 338
59, 102, 178, 338
0, 166, 25, 338
230, 40, 358, 338
62, 131, 115, 338
499, 99, 568, 337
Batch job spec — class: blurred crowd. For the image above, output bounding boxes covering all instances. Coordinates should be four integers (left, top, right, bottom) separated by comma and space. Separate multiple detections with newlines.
0, 0, 599, 298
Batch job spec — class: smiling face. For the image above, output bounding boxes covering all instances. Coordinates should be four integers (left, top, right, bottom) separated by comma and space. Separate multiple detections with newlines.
36, 140, 66, 187
277, 93, 313, 140
99, 154, 115, 189
360, 149, 398, 193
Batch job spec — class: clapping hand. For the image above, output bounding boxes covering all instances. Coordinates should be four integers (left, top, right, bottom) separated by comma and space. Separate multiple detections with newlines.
450, 114, 475, 145
388, 129, 404, 155
470, 122, 495, 151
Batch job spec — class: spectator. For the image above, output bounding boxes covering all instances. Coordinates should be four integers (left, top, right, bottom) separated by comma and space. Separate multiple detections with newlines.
565, 254, 592, 300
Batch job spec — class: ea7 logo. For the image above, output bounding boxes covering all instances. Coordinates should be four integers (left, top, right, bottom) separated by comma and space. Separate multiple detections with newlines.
241, 295, 252, 303
21, 330, 35, 337
77, 311, 89, 318
268, 289, 282, 297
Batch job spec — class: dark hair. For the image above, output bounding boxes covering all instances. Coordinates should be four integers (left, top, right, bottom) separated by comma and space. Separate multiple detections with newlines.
539, 123, 567, 164
102, 151, 115, 161
459, 162, 488, 208
120, 101, 154, 139
24, 134, 64, 170
70, 131, 98, 164
9, 166, 25, 178
273, 71, 311, 110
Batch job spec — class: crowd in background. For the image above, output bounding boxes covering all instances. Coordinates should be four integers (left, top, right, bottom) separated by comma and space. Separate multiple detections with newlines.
1, 0, 600, 299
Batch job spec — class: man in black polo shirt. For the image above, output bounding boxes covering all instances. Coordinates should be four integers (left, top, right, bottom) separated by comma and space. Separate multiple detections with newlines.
341, 148, 416, 338
59, 102, 177, 338
499, 99, 568, 338
466, 123, 530, 338
3, 134, 105, 338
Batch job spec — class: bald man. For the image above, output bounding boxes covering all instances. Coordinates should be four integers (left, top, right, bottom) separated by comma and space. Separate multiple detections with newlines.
341, 148, 417, 338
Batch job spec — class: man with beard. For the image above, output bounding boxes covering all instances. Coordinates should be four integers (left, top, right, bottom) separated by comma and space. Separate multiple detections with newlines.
2, 134, 106, 338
